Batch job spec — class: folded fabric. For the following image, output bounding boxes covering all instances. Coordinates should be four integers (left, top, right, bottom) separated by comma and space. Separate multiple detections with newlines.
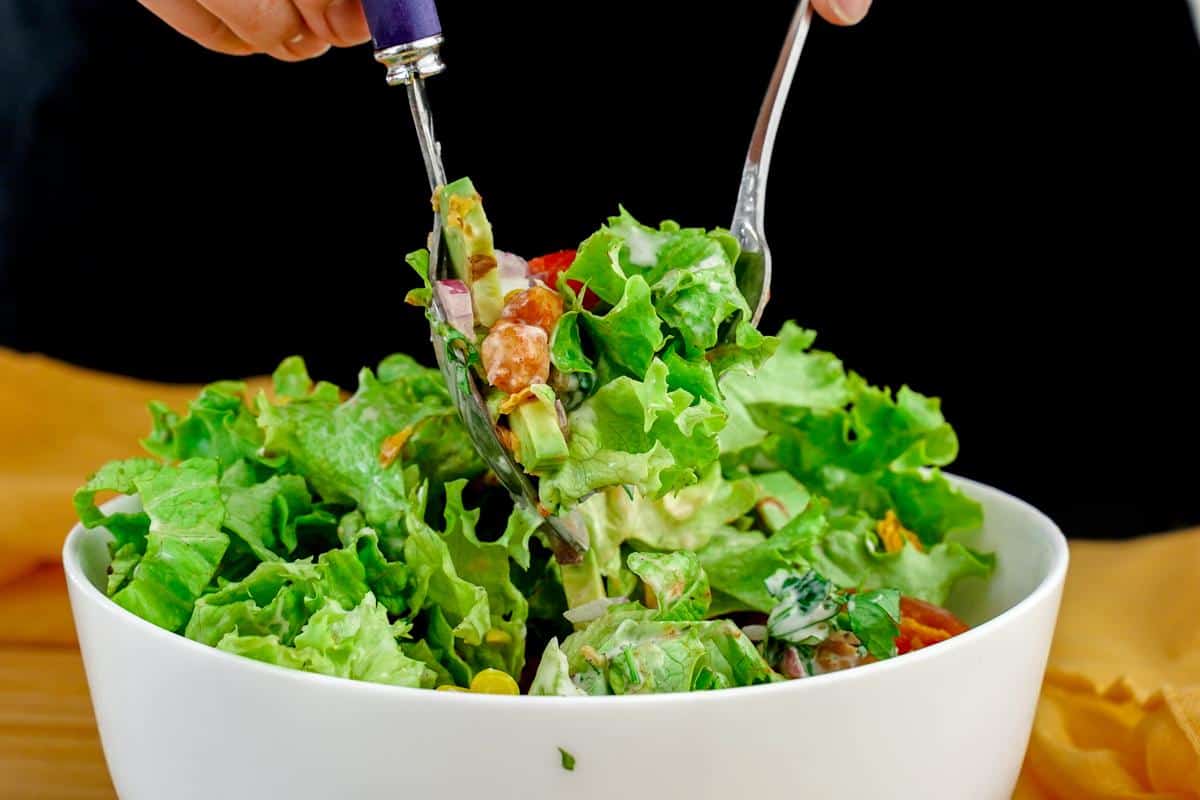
1015, 530, 1200, 798
0, 349, 267, 644
0, 348, 1196, 796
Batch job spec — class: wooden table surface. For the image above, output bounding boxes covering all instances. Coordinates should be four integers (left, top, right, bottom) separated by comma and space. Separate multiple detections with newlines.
0, 565, 117, 799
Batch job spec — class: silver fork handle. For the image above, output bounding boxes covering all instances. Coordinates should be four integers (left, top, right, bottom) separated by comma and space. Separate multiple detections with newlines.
731, 0, 813, 301
407, 79, 448, 191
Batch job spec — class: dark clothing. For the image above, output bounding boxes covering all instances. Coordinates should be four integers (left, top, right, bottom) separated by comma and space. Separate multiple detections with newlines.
2, 1, 1199, 539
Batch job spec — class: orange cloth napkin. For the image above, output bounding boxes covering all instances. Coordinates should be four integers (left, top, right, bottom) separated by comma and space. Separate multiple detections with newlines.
1014, 529, 1200, 798
0, 348, 1197, 796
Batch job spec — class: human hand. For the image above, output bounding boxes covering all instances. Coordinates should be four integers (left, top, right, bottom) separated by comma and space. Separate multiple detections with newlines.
136, 0, 370, 61
138, 0, 871, 63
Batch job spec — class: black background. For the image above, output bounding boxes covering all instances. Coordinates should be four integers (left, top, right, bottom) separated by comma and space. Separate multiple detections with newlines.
2, 1, 1198, 539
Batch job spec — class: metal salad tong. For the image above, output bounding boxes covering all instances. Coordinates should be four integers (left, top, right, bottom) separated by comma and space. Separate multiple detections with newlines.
360, 0, 814, 562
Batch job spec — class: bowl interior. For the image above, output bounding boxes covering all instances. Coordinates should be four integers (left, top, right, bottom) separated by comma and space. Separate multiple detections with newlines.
944, 477, 1063, 626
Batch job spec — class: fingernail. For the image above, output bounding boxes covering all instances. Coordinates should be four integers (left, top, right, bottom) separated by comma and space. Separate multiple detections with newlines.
830, 0, 871, 24
289, 33, 306, 44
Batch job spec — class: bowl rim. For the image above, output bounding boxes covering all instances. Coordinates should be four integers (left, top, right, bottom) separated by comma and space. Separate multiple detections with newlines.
63, 473, 1068, 707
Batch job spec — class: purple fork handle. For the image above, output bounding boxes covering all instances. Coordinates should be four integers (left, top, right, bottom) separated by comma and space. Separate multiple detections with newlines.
361, 0, 442, 51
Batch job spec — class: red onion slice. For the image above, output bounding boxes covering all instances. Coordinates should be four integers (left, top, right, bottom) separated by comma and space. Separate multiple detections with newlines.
435, 279, 475, 338
496, 250, 532, 296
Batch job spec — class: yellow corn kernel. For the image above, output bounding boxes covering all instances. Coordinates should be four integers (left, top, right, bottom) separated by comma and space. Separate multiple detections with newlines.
485, 628, 513, 646
436, 684, 470, 692
470, 668, 520, 695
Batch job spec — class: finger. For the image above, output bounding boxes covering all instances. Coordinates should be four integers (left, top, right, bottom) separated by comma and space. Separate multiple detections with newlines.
195, 0, 326, 59
137, 0, 255, 55
275, 34, 333, 61
293, 0, 370, 48
325, 0, 370, 46
812, 0, 872, 26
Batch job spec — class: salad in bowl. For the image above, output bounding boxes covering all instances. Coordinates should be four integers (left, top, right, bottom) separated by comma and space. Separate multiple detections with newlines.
73, 181, 995, 697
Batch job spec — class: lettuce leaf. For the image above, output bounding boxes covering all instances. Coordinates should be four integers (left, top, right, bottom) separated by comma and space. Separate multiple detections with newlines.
699, 529, 792, 615
106, 543, 141, 596
220, 474, 312, 562
627, 551, 710, 622
650, 397, 726, 495
721, 322, 983, 545
605, 207, 672, 278
695, 618, 778, 688
110, 459, 230, 632
751, 471, 810, 532
650, 228, 749, 357
846, 588, 901, 660
529, 637, 585, 696
437, 482, 530, 678
400, 639, 456, 688
557, 599, 776, 695
662, 345, 719, 404
590, 618, 709, 694
567, 209, 753, 368
73, 457, 158, 549
707, 320, 779, 381
537, 360, 676, 511
217, 593, 435, 688
290, 593, 429, 686
424, 605, 473, 687
562, 229, 628, 306
272, 356, 314, 400
186, 559, 327, 646
257, 357, 484, 531
142, 381, 267, 472
799, 521, 994, 606
338, 526, 411, 617
700, 497, 993, 613
549, 311, 595, 376
538, 358, 730, 511
719, 322, 849, 458
577, 463, 757, 578
402, 511, 491, 647
580, 274, 663, 381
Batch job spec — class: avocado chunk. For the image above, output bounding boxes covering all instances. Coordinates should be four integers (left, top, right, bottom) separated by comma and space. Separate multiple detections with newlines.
508, 384, 568, 475
560, 547, 605, 612
439, 177, 504, 326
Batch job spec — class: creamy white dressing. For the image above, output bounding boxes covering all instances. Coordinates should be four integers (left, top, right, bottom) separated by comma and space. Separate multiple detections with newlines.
623, 226, 664, 267
765, 569, 839, 646
499, 274, 533, 298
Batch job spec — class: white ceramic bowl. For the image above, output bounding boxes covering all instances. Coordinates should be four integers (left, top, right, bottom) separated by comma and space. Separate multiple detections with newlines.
64, 476, 1067, 800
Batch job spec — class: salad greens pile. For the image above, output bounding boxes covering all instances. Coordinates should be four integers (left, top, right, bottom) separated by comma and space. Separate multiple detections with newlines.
406, 177, 777, 515
75, 184, 994, 695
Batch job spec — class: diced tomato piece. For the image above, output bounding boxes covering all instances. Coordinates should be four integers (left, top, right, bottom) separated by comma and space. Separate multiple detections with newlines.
894, 596, 969, 654
528, 250, 600, 310
900, 596, 969, 635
